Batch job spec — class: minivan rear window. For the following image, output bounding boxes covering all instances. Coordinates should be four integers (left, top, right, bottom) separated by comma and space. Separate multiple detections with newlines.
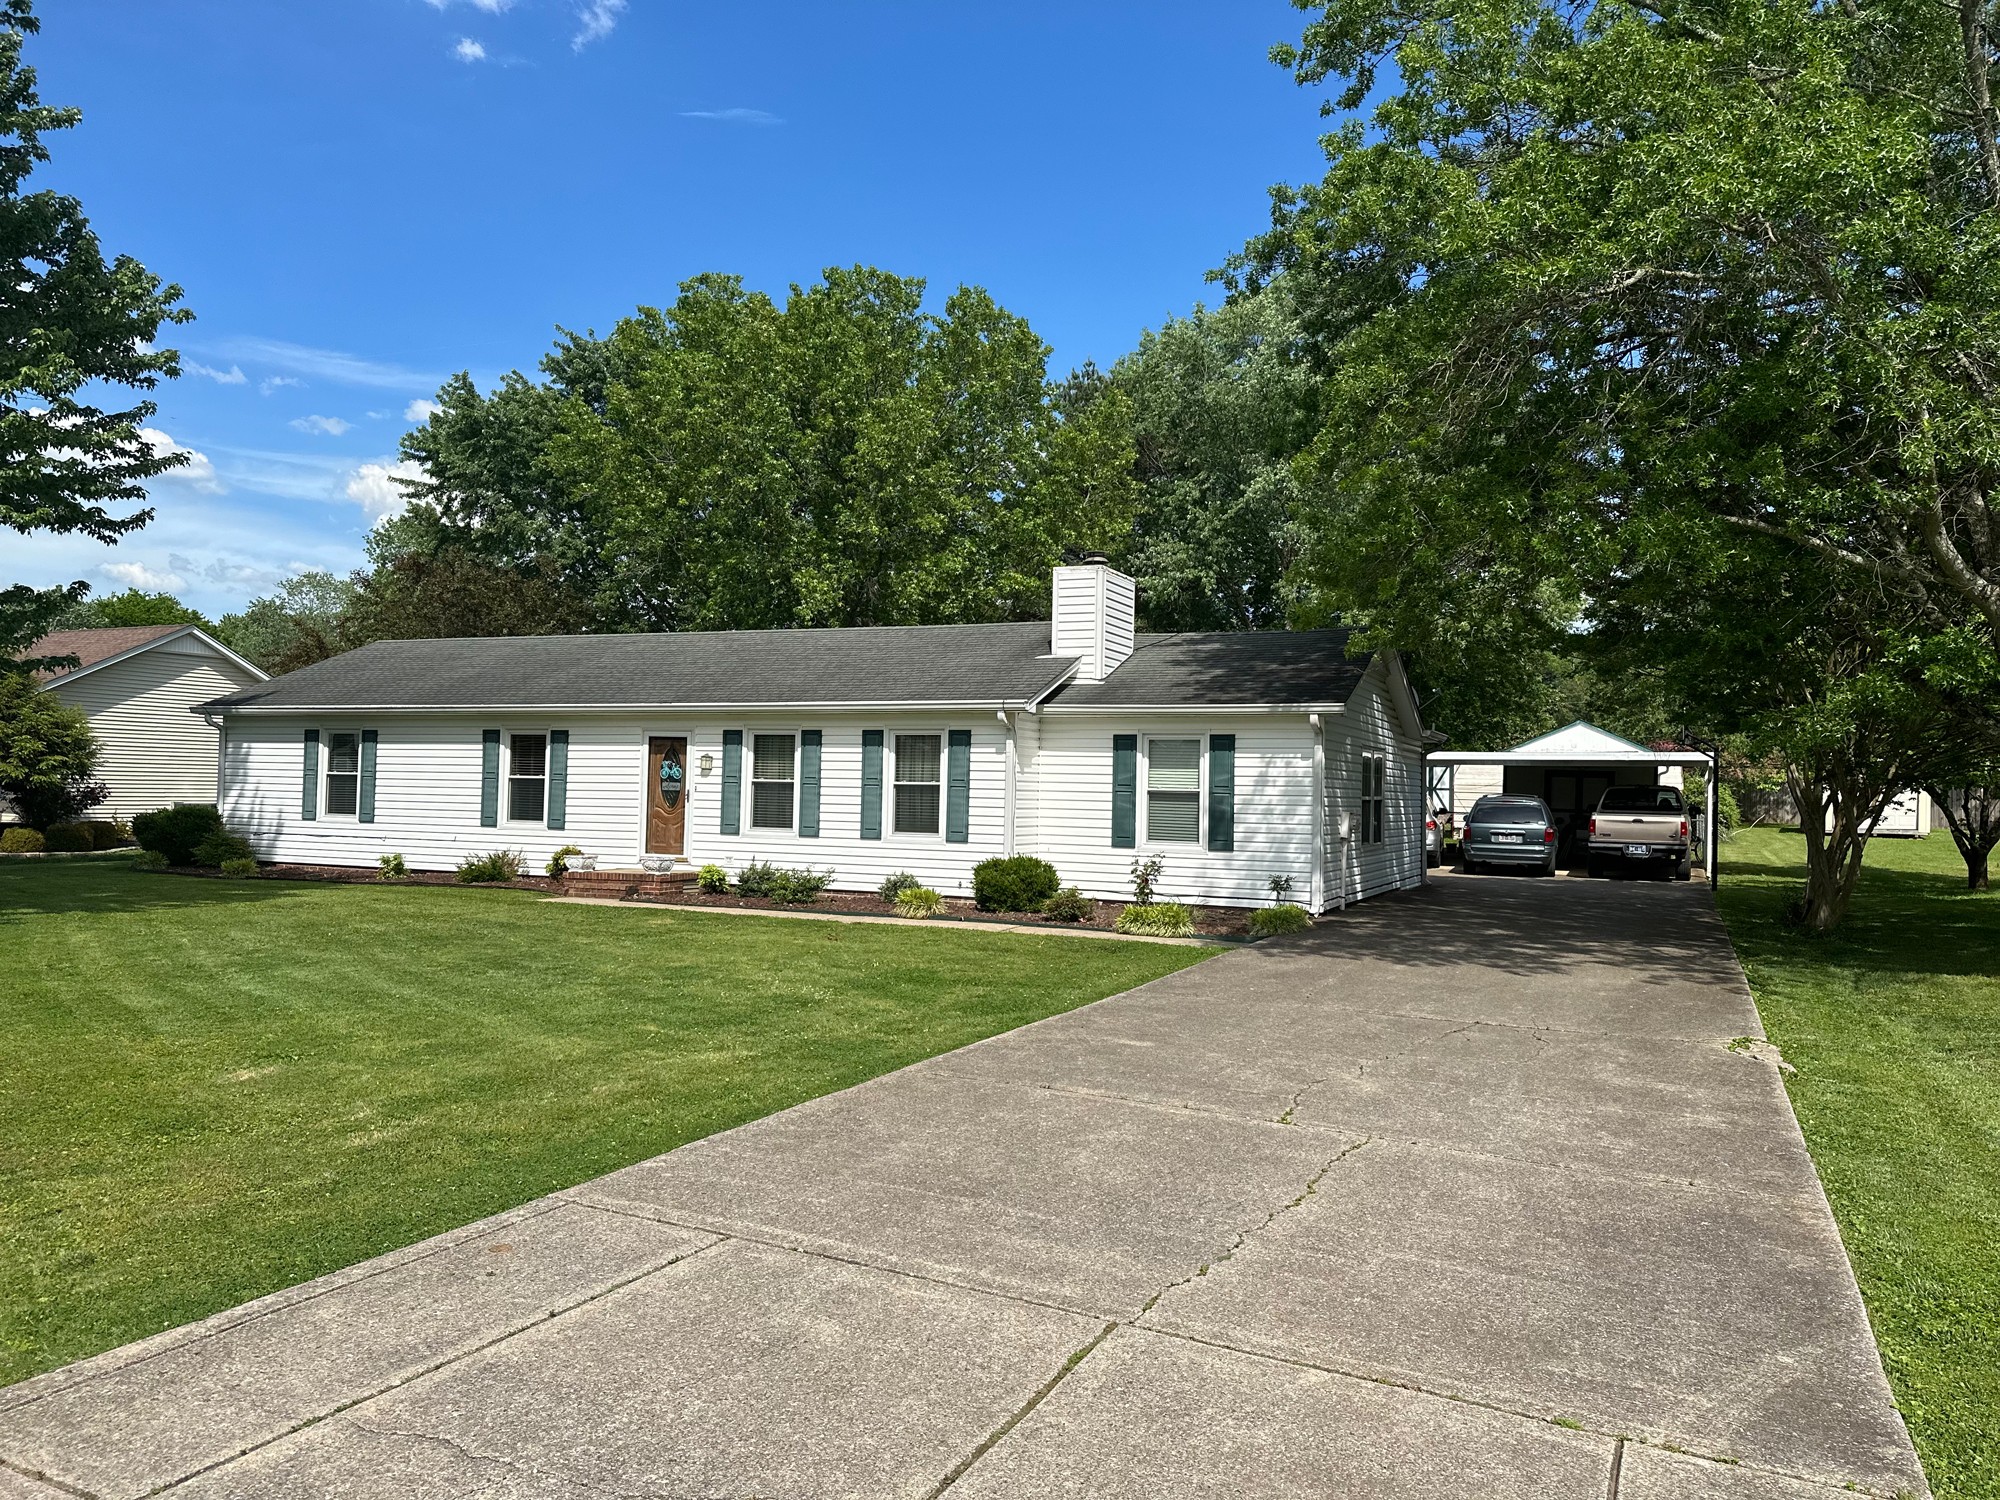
1469, 801, 1546, 825
1599, 787, 1685, 812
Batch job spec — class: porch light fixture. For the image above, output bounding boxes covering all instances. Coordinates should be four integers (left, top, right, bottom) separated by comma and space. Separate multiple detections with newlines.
699, 752, 714, 776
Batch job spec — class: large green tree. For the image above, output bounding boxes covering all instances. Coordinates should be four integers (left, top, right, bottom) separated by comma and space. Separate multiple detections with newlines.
0, 671, 101, 827
0, 0, 191, 670
51, 588, 210, 631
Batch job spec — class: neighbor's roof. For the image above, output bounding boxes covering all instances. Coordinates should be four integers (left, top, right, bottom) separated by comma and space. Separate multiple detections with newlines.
199, 622, 1380, 714
1043, 629, 1369, 709
201, 622, 1080, 711
30, 625, 186, 682
1432, 719, 1711, 766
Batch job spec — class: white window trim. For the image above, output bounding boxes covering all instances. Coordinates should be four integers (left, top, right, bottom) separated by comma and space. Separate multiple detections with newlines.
320, 726, 364, 822
503, 728, 553, 828
888, 727, 949, 841
746, 727, 800, 835
1142, 733, 1206, 850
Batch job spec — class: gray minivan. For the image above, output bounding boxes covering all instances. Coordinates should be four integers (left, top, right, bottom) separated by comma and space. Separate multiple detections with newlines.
1462, 794, 1558, 876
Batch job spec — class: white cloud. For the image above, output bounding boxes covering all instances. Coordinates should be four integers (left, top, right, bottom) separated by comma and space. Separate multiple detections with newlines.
291, 415, 354, 437
573, 0, 626, 49
102, 560, 187, 592
405, 398, 443, 423
209, 337, 443, 393
186, 361, 248, 385
345, 460, 425, 523
454, 37, 486, 62
680, 108, 782, 125
139, 427, 224, 493
426, 0, 513, 10
260, 375, 305, 395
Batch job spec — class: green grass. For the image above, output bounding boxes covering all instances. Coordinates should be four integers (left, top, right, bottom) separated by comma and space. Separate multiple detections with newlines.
1717, 828, 2000, 1499
0, 858, 1213, 1387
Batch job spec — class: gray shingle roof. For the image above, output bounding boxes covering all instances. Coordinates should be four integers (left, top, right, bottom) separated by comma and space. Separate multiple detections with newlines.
201, 622, 1373, 713
1043, 629, 1369, 708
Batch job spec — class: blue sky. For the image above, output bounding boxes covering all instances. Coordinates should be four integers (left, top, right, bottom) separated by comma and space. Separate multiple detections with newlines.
16, 1, 1332, 618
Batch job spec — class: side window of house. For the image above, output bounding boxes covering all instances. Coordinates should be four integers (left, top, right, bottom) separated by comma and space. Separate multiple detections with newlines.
752, 733, 796, 830
325, 731, 361, 816
894, 733, 941, 834
1361, 752, 1386, 845
509, 733, 548, 822
1147, 737, 1201, 843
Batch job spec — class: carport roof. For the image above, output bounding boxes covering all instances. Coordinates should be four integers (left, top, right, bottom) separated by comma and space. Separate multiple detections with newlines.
1431, 720, 1712, 766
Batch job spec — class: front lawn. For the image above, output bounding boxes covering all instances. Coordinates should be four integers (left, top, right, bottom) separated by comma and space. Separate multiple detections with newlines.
1718, 828, 2000, 1500
0, 858, 1213, 1387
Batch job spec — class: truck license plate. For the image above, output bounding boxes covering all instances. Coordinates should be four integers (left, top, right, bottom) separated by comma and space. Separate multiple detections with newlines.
1624, 843, 1650, 857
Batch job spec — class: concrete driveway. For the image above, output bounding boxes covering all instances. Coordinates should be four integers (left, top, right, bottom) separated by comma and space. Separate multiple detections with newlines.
0, 878, 1927, 1499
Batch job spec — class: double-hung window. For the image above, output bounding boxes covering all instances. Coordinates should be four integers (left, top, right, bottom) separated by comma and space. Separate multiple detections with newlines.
325, 731, 361, 817
1146, 737, 1202, 844
894, 734, 942, 835
752, 733, 796, 830
509, 733, 548, 823
1360, 753, 1386, 845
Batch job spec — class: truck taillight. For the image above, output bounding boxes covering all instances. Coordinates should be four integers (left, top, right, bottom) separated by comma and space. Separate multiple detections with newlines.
1544, 827, 1556, 843
1427, 819, 1436, 831
1679, 819, 1689, 839
1589, 817, 1597, 837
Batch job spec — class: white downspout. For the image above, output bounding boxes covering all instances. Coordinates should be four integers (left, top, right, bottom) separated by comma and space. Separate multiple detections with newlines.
1309, 713, 1327, 913
999, 710, 1017, 856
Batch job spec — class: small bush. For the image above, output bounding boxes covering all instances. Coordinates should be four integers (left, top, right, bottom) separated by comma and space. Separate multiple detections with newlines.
220, 858, 259, 879
734, 860, 782, 898
546, 844, 584, 878
973, 855, 1061, 913
44, 824, 94, 852
457, 849, 523, 884
1129, 853, 1166, 906
769, 867, 833, 906
1042, 886, 1093, 923
696, 863, 729, 894
1267, 873, 1295, 902
0, 826, 45, 853
378, 852, 410, 882
132, 849, 168, 871
193, 829, 255, 867
83, 820, 125, 849
1249, 904, 1312, 938
878, 871, 923, 903
132, 804, 223, 865
1116, 901, 1194, 938
895, 886, 945, 918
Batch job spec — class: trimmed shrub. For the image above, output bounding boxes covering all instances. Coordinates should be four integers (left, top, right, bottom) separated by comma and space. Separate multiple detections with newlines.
546, 845, 584, 878
0, 826, 45, 853
132, 849, 168, 871
696, 863, 729, 894
457, 849, 523, 884
733, 860, 782, 898
193, 830, 255, 868
972, 855, 1060, 913
1248, 904, 1312, 938
1041, 886, 1093, 923
769, 867, 833, 906
220, 858, 259, 879
1116, 901, 1194, 938
84, 820, 128, 849
877, 871, 923, 903
895, 886, 945, 919
45, 823, 96, 852
378, 852, 410, 882
132, 804, 224, 866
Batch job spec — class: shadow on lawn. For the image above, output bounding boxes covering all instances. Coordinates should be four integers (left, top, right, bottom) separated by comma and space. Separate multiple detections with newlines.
0, 863, 311, 922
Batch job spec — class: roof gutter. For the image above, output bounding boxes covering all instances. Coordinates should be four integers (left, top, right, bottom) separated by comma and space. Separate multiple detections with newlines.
195, 696, 1067, 717
1037, 702, 1348, 716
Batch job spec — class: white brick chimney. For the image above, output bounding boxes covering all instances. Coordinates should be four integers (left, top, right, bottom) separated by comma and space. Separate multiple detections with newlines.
1051, 554, 1136, 684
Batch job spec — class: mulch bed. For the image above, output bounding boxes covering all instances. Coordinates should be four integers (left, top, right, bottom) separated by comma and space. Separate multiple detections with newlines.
143, 862, 1258, 937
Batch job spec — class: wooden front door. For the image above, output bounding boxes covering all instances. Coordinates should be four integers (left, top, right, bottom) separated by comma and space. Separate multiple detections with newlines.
646, 737, 688, 855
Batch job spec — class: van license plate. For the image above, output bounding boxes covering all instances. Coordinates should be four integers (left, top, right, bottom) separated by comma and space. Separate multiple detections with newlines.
1624, 843, 1650, 857
1494, 833, 1522, 843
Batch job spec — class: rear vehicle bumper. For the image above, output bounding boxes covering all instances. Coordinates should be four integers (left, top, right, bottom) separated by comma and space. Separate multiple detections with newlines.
1467, 843, 1554, 866
1588, 840, 1688, 863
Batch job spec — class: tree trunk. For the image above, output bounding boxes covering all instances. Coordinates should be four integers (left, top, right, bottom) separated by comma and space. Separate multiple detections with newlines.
1787, 768, 1877, 933
1926, 784, 2000, 892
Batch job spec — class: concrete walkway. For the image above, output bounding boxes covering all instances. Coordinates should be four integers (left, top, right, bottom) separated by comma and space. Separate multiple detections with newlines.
0, 877, 1926, 1499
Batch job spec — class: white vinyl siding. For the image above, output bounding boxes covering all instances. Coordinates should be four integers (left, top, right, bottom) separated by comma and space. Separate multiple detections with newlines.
1323, 658, 1426, 904
893, 733, 942, 836
1145, 737, 1201, 843
41, 636, 263, 821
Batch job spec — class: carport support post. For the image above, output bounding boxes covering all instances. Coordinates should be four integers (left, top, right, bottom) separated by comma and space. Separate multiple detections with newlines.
1708, 747, 1721, 890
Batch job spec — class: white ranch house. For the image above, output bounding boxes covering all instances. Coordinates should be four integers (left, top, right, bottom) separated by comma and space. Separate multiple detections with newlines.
200, 562, 1429, 912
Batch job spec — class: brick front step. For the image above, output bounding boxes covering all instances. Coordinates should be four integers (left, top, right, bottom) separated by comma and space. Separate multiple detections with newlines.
559, 869, 695, 901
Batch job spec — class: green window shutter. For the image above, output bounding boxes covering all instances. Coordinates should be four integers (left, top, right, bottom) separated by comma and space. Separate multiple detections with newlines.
547, 729, 569, 831
720, 730, 742, 835
480, 730, 501, 828
1111, 734, 1138, 848
1208, 734, 1235, 852
946, 729, 972, 844
301, 730, 320, 821
860, 730, 883, 839
799, 730, 822, 837
358, 729, 378, 824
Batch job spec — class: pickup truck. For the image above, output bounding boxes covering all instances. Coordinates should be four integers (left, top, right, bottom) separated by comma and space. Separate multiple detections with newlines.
1586, 786, 1692, 880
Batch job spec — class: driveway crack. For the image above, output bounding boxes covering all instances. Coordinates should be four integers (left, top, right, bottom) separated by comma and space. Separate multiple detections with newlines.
923, 1322, 1117, 1498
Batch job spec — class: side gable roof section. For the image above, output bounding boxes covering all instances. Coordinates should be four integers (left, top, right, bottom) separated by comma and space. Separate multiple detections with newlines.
1431, 718, 1714, 767
1040, 627, 1371, 711
34, 625, 268, 689
1511, 720, 1652, 757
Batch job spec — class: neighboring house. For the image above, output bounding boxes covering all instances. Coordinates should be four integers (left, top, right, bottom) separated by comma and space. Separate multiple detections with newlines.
199, 560, 1428, 911
16, 626, 268, 823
